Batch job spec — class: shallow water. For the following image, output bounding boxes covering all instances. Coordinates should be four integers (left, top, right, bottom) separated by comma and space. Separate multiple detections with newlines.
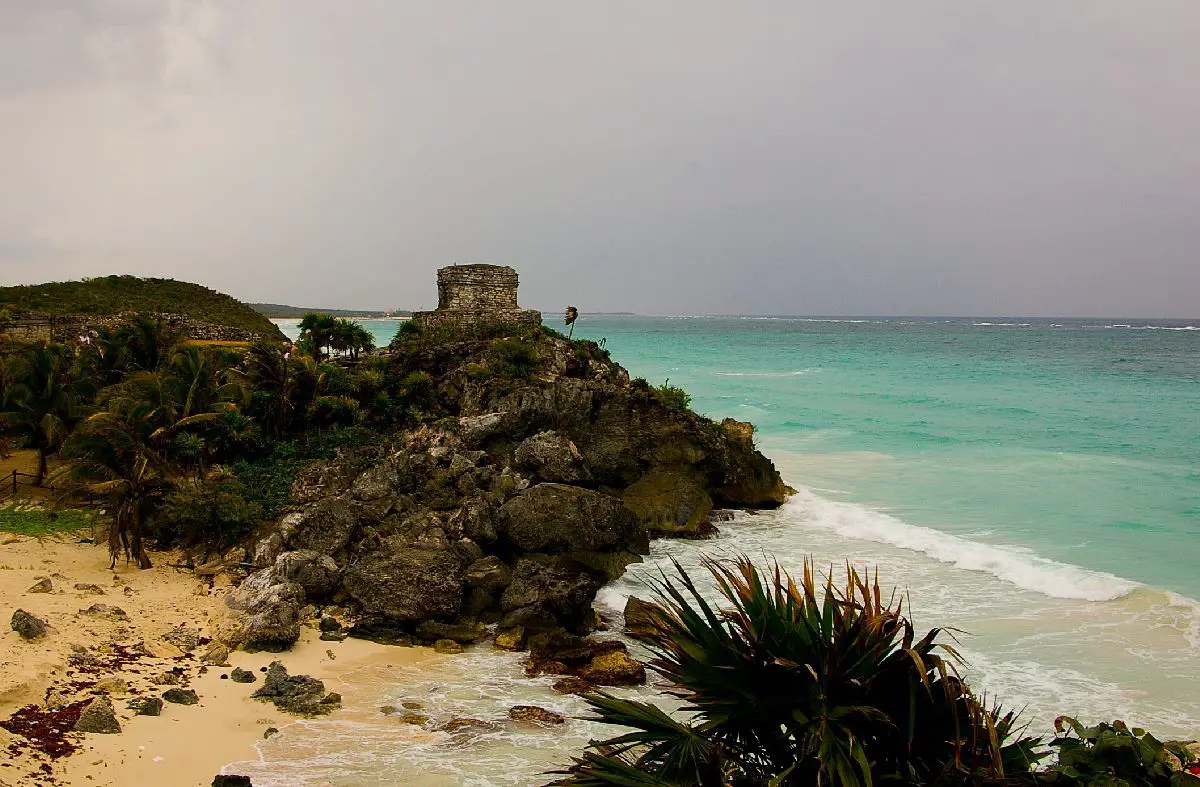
254, 316, 1200, 784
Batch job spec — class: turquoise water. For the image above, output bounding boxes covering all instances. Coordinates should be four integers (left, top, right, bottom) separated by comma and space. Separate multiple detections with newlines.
250, 316, 1199, 785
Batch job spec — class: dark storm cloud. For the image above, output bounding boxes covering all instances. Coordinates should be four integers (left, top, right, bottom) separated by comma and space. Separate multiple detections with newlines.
1, 1, 1198, 317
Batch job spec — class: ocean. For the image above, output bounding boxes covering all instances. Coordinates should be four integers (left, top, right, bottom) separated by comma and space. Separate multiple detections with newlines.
244, 315, 1200, 785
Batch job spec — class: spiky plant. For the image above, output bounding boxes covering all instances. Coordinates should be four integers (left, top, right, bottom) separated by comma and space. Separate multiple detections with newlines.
553, 557, 1042, 787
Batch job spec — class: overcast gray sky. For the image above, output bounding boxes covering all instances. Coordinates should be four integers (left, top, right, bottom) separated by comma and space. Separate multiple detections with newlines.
2, 2, 1198, 316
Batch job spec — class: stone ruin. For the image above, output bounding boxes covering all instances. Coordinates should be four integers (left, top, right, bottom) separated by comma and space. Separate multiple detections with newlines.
412, 264, 542, 331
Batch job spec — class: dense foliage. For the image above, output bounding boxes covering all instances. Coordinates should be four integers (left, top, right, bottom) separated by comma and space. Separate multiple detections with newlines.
0, 312, 408, 565
0, 275, 284, 338
556, 558, 1196, 787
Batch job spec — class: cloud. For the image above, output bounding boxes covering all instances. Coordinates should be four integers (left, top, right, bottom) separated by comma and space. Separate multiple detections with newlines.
2, 1, 1199, 316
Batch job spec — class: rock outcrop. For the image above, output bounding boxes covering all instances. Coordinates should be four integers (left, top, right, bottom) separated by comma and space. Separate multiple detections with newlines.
221, 322, 786, 651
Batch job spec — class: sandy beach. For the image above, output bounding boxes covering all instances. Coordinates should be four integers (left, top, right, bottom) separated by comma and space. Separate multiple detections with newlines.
0, 535, 434, 787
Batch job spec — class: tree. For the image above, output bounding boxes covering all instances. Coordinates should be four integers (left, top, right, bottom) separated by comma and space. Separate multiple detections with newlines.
111, 315, 179, 372
554, 557, 1042, 787
228, 341, 316, 438
0, 345, 85, 485
298, 313, 338, 359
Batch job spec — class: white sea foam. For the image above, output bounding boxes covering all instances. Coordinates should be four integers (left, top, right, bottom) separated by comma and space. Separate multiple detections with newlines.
783, 486, 1140, 602
714, 368, 815, 377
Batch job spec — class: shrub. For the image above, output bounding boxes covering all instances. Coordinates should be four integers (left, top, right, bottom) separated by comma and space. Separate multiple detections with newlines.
652, 379, 692, 411
554, 556, 1043, 787
393, 319, 422, 341
308, 395, 360, 428
1041, 717, 1197, 786
488, 338, 538, 378
151, 475, 263, 553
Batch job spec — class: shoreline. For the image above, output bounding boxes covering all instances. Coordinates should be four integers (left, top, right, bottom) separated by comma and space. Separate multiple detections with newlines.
0, 536, 434, 787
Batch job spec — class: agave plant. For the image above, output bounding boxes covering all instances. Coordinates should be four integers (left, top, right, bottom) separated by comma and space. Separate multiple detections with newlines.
554, 557, 1042, 787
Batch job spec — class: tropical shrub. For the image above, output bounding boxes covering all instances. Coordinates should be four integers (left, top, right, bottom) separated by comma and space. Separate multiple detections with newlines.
1040, 717, 1197, 787
152, 475, 263, 554
652, 379, 692, 411
308, 395, 360, 428
554, 557, 1042, 787
489, 337, 539, 378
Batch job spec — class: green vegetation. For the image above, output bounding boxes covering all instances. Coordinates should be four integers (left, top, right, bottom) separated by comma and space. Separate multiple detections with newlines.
652, 379, 692, 411
0, 275, 283, 338
0, 503, 95, 537
297, 312, 375, 360
556, 558, 1199, 787
249, 303, 403, 319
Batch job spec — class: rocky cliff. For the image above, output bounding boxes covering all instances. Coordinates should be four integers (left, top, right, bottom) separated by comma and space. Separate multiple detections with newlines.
221, 324, 788, 652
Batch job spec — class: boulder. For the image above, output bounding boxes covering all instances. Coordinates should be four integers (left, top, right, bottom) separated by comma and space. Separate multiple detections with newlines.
279, 497, 359, 556
74, 696, 121, 733
551, 677, 596, 695
464, 556, 512, 594
223, 568, 305, 652
129, 696, 163, 716
274, 550, 341, 597
623, 595, 668, 641
713, 418, 790, 507
492, 626, 526, 652
212, 777, 254, 787
499, 557, 604, 634
497, 484, 642, 554
202, 642, 231, 666
74, 582, 106, 595
622, 467, 713, 536
163, 688, 199, 705
11, 609, 47, 640
342, 548, 463, 622
80, 603, 128, 621
433, 639, 463, 654
508, 705, 566, 726
252, 662, 340, 715
514, 430, 592, 484
458, 412, 507, 446
26, 578, 53, 594
252, 532, 284, 568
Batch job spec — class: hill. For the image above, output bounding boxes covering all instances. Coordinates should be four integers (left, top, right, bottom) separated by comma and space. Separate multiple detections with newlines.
0, 276, 285, 340
249, 303, 409, 319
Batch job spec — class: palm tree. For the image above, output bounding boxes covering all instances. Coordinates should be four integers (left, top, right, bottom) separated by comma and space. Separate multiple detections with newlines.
112, 315, 179, 372
554, 557, 1042, 787
298, 313, 338, 359
0, 345, 82, 485
228, 341, 316, 438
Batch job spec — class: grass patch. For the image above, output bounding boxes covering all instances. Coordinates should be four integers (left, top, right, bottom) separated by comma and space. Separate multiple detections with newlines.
0, 503, 97, 537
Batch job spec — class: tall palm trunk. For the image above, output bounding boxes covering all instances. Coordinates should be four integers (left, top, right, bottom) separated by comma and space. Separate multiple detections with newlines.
33, 445, 48, 486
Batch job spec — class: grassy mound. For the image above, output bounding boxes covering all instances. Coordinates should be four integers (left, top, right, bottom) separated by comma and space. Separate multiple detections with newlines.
0, 276, 283, 338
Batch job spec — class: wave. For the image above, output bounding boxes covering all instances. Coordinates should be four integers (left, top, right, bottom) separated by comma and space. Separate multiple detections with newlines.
714, 369, 815, 377
783, 487, 1140, 602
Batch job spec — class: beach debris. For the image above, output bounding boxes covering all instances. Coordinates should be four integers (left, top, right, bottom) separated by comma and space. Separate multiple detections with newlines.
263, 726, 279, 739
128, 697, 163, 716
11, 609, 48, 640
1, 701, 88, 758
251, 662, 340, 715
433, 638, 463, 654
73, 696, 121, 734
508, 705, 566, 726
230, 667, 257, 684
73, 582, 106, 595
26, 577, 53, 594
162, 688, 199, 705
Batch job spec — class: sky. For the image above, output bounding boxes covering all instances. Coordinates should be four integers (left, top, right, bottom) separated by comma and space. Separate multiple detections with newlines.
1, 2, 1198, 317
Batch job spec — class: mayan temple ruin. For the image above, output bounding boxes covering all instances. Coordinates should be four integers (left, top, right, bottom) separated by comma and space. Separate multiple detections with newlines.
412, 264, 542, 330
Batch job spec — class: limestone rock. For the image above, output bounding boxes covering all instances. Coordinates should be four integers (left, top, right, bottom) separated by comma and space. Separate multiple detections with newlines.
279, 497, 358, 556
26, 578, 53, 594
493, 626, 526, 652
497, 484, 641, 554
433, 639, 463, 654
578, 649, 647, 686
415, 620, 487, 644
342, 548, 463, 622
622, 467, 713, 536
128, 696, 163, 716
252, 532, 284, 568
74, 696, 121, 733
623, 595, 668, 641
74, 582, 106, 595
80, 603, 128, 621
230, 667, 257, 684
223, 568, 305, 652
94, 676, 129, 695
514, 430, 592, 483
252, 662, 340, 716
202, 642, 232, 666
212, 777, 254, 787
508, 705, 565, 726
464, 556, 512, 594
499, 556, 604, 634
11, 609, 47, 640
274, 550, 340, 597
436, 717, 499, 734
551, 677, 596, 695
